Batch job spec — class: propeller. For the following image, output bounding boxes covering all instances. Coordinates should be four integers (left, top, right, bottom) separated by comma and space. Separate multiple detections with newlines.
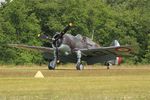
52, 23, 73, 64
38, 23, 73, 46
52, 23, 73, 44
52, 23, 72, 61
38, 34, 52, 43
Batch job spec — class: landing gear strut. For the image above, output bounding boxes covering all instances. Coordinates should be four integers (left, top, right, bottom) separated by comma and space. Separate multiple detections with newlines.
106, 62, 112, 70
76, 50, 84, 70
48, 58, 57, 70
48, 50, 59, 70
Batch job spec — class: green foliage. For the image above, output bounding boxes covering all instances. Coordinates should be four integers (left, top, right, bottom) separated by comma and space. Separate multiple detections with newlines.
0, 0, 149, 64
0, 0, 42, 65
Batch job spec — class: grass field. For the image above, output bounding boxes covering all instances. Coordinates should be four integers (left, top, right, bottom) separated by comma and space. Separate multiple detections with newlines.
0, 65, 150, 100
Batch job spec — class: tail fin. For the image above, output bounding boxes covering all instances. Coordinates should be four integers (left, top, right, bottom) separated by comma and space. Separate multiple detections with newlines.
111, 40, 120, 46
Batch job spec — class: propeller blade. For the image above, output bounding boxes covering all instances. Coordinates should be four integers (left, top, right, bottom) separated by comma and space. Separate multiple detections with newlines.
60, 23, 73, 36
54, 23, 73, 42
38, 34, 52, 40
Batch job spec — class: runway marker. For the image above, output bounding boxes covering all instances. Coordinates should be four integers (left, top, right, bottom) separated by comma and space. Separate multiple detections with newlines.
34, 71, 44, 78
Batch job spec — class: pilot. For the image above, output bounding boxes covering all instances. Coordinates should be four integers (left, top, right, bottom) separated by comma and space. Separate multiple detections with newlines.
75, 34, 83, 40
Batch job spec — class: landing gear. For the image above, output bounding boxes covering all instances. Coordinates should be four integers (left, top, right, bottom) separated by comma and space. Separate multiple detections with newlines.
107, 65, 110, 70
76, 62, 84, 70
76, 50, 84, 70
48, 58, 57, 70
48, 49, 59, 70
106, 62, 112, 70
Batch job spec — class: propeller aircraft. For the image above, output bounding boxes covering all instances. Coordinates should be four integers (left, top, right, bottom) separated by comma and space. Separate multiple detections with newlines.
9, 23, 134, 70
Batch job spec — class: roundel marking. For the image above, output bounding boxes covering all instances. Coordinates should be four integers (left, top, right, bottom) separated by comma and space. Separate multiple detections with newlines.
116, 47, 131, 52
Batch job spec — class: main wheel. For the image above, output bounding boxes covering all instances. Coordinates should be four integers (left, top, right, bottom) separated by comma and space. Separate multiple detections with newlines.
48, 60, 56, 70
106, 62, 112, 70
76, 63, 84, 70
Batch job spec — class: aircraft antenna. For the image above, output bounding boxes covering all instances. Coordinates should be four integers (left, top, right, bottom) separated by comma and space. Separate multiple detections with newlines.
91, 30, 95, 41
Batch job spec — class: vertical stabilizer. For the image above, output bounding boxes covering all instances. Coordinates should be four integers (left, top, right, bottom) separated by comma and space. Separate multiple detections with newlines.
111, 40, 120, 46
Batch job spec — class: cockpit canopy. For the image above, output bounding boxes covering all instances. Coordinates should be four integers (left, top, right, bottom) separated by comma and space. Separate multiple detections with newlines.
76, 34, 100, 48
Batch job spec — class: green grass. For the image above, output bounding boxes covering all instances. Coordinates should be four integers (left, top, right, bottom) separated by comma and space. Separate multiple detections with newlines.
0, 65, 150, 100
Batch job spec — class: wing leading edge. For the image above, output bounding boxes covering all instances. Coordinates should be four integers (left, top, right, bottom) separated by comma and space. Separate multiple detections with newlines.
9, 44, 134, 57
80, 45, 134, 57
8, 44, 54, 54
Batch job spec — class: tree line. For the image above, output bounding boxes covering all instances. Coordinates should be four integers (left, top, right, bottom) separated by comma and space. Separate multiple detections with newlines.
0, 0, 149, 65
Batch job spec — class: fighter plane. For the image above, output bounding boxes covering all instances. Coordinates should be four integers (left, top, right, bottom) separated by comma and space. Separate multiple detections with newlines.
9, 23, 133, 70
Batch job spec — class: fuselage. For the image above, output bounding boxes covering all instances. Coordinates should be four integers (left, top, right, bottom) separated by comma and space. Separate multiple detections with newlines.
50, 34, 122, 65
60, 34, 100, 50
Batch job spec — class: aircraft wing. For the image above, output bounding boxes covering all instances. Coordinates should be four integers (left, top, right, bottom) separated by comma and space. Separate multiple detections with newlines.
79, 46, 134, 57
8, 44, 54, 53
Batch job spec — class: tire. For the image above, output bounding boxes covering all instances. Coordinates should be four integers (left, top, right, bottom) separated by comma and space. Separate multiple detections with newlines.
106, 62, 112, 70
48, 60, 56, 70
76, 63, 84, 70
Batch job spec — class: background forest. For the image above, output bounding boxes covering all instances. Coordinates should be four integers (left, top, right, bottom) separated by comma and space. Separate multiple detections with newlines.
0, 0, 149, 65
